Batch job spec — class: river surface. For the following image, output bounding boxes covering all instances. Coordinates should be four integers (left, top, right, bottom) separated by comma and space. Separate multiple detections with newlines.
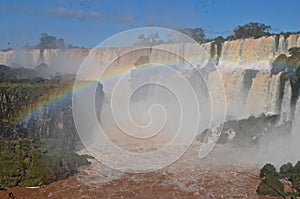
0, 143, 278, 199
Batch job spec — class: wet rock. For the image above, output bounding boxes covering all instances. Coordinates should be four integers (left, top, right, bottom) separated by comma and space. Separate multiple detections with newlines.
196, 113, 292, 146
0, 81, 105, 189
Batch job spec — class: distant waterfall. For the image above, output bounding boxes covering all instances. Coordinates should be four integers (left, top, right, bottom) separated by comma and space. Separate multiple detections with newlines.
1, 33, 300, 73
287, 34, 300, 50
219, 36, 276, 70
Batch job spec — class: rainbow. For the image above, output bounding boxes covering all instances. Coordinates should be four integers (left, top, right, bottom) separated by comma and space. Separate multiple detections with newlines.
14, 53, 207, 125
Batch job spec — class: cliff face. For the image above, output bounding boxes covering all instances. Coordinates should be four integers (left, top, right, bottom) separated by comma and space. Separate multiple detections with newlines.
205, 69, 286, 120
0, 81, 105, 188
1, 34, 299, 135
0, 34, 299, 74
0, 83, 73, 140
0, 81, 104, 141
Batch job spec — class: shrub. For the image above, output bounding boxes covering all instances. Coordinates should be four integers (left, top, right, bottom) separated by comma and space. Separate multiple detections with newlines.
260, 163, 278, 178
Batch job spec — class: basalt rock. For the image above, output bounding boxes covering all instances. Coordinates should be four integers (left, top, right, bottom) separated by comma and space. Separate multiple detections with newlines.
197, 113, 292, 146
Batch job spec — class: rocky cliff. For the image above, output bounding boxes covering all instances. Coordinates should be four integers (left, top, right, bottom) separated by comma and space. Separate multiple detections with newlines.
0, 33, 300, 189
0, 33, 299, 73
0, 81, 105, 188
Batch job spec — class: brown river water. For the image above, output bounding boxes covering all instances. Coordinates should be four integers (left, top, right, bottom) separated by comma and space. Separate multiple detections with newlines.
0, 143, 279, 199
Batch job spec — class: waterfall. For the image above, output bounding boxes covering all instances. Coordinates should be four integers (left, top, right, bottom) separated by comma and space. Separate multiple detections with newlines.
277, 35, 288, 54
206, 69, 258, 120
245, 72, 283, 116
246, 72, 269, 116
292, 97, 300, 136
222, 69, 248, 118
0, 50, 13, 66
207, 70, 226, 125
287, 34, 300, 49
218, 36, 277, 70
266, 72, 284, 114
279, 80, 292, 123
1, 33, 300, 73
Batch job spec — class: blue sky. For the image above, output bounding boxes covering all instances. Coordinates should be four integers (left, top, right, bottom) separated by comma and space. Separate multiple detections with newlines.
1, 0, 300, 49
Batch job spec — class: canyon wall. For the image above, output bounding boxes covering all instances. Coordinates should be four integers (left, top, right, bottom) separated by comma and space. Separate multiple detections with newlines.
0, 43, 210, 74
0, 81, 105, 142
1, 33, 299, 74
0, 81, 105, 188
1, 33, 300, 123
0, 34, 300, 73
217, 34, 299, 69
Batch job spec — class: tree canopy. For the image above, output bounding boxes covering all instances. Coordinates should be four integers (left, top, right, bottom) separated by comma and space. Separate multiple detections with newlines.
177, 27, 205, 43
134, 32, 163, 46
233, 22, 271, 39
37, 33, 65, 50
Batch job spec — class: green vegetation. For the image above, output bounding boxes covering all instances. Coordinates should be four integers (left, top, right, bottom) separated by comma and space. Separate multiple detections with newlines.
36, 33, 80, 51
210, 36, 225, 58
0, 81, 94, 189
232, 22, 271, 39
257, 175, 285, 197
257, 162, 300, 197
260, 164, 279, 178
134, 32, 164, 46
271, 47, 300, 111
197, 113, 292, 146
177, 27, 205, 43
271, 54, 288, 74
0, 137, 90, 189
0, 82, 72, 137
37, 33, 65, 51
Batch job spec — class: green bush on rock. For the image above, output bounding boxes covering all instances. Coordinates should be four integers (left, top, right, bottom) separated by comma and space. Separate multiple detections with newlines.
257, 176, 285, 197
0, 137, 90, 189
260, 163, 278, 178
257, 162, 300, 197
0, 81, 103, 189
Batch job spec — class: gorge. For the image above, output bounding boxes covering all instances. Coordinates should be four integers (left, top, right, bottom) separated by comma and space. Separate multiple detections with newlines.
1, 33, 300, 197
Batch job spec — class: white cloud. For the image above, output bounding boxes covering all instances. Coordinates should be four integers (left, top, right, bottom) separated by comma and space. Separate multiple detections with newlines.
47, 7, 104, 20
0, 5, 137, 23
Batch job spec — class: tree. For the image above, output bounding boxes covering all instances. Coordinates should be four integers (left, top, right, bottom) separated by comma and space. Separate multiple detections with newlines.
37, 33, 66, 50
279, 162, 294, 176
260, 163, 278, 178
233, 22, 271, 39
271, 54, 288, 75
56, 38, 65, 49
177, 27, 205, 43
134, 32, 162, 45
148, 32, 160, 43
37, 33, 57, 50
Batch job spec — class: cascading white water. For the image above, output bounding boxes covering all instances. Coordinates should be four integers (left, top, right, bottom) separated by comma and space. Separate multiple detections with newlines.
205, 68, 285, 120
292, 97, 300, 136
287, 34, 300, 50
279, 80, 292, 123
246, 72, 270, 116
219, 36, 276, 70
1, 33, 300, 74
217, 69, 248, 119
245, 72, 283, 116
266, 72, 283, 114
